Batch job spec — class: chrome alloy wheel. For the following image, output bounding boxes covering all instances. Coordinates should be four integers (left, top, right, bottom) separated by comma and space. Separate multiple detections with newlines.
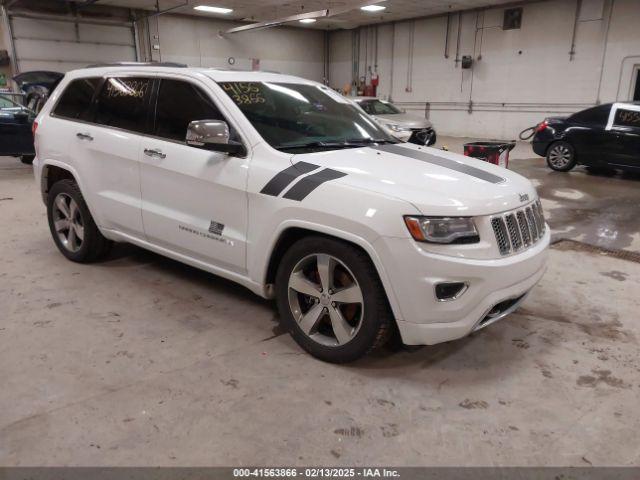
287, 254, 364, 347
52, 193, 84, 253
548, 144, 572, 169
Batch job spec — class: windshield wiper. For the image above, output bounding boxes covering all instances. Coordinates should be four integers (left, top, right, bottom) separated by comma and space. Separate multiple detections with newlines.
277, 138, 397, 152
344, 138, 398, 145
277, 141, 363, 152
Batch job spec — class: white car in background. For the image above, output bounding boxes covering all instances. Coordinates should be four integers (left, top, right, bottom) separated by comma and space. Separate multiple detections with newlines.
33, 64, 549, 363
354, 96, 437, 146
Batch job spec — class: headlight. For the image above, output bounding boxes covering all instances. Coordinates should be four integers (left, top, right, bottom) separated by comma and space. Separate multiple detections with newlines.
404, 216, 479, 244
386, 123, 411, 133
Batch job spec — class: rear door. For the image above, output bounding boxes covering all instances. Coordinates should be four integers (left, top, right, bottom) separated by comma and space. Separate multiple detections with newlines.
607, 104, 640, 169
139, 76, 249, 273
566, 104, 620, 165
56, 76, 151, 236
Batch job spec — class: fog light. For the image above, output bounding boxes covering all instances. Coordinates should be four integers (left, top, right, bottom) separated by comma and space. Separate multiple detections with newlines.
435, 282, 468, 301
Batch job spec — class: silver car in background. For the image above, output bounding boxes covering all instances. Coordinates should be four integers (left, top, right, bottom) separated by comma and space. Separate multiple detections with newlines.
354, 97, 437, 146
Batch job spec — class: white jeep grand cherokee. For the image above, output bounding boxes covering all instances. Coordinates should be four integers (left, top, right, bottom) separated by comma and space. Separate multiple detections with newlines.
33, 64, 549, 363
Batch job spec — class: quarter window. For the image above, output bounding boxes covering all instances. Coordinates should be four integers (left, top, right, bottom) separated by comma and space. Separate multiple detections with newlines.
94, 77, 152, 133
154, 79, 225, 141
53, 77, 101, 120
613, 108, 640, 129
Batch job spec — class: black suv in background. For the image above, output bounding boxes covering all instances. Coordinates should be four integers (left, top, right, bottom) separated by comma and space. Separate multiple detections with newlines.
0, 71, 62, 164
532, 102, 640, 172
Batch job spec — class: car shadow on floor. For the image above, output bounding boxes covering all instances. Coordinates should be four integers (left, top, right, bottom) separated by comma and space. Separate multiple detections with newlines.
95, 240, 540, 372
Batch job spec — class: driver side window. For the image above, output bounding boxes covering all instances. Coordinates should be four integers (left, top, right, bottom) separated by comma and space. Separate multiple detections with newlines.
154, 79, 232, 142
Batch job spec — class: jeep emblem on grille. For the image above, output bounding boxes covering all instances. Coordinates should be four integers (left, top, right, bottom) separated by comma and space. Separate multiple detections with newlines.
519, 193, 529, 202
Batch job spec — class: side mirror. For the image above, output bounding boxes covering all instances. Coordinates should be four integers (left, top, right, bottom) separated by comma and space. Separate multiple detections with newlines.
186, 119, 246, 156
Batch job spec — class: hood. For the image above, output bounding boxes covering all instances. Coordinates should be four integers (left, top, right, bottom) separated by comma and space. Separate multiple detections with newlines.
291, 143, 537, 217
12, 71, 64, 92
374, 112, 433, 129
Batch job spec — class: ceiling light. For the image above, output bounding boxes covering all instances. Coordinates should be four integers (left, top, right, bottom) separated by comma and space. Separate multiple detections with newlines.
299, 18, 317, 23
194, 5, 233, 14
360, 4, 386, 12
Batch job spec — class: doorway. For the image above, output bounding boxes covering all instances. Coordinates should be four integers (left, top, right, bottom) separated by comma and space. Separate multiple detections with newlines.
633, 67, 640, 101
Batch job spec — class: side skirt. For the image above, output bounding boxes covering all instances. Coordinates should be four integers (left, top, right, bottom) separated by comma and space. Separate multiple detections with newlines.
101, 228, 267, 299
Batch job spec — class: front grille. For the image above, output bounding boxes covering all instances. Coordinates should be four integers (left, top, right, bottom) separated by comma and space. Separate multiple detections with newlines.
491, 200, 546, 256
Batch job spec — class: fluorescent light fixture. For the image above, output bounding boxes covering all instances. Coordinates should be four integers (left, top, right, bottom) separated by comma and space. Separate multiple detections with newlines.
299, 18, 317, 23
360, 4, 386, 12
194, 5, 233, 14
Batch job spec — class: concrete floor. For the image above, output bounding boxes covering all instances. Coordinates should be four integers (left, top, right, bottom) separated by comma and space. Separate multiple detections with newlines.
1, 144, 640, 467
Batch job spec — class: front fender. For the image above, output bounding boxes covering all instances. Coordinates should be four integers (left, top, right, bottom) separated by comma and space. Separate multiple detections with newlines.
258, 219, 406, 322
248, 183, 420, 321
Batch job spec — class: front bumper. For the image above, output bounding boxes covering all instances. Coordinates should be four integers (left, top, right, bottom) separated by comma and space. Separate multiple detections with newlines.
375, 227, 550, 345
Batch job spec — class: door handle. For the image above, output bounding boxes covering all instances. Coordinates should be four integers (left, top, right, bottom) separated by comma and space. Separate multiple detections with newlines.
144, 148, 166, 159
76, 132, 93, 141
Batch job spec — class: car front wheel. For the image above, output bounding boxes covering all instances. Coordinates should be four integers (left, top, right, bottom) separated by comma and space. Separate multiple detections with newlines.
275, 236, 392, 363
546, 141, 576, 171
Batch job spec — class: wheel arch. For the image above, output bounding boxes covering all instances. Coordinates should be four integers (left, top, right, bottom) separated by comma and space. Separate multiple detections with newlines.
261, 223, 403, 322
545, 138, 575, 156
40, 161, 82, 203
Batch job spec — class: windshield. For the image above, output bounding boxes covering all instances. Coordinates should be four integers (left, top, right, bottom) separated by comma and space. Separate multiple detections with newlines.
219, 82, 397, 152
358, 99, 402, 115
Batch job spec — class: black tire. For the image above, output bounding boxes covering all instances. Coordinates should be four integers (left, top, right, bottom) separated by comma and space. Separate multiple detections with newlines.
275, 236, 393, 363
21, 155, 35, 165
47, 179, 112, 262
546, 141, 576, 172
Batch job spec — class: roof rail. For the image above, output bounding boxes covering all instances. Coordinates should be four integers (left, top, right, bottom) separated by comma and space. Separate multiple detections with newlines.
84, 61, 188, 68
207, 67, 281, 74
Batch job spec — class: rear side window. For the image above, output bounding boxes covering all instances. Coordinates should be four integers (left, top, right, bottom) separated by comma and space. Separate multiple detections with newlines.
53, 78, 101, 120
154, 79, 224, 141
569, 105, 610, 126
94, 77, 152, 133
613, 108, 640, 129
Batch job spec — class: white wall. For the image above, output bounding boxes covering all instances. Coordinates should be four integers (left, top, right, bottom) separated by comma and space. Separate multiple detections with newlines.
153, 14, 327, 82
328, 0, 640, 139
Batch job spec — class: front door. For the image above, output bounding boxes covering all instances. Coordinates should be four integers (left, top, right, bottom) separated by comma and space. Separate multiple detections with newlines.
139, 77, 249, 274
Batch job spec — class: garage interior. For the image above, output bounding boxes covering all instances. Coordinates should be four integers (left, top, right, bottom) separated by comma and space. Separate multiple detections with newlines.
2, 0, 640, 469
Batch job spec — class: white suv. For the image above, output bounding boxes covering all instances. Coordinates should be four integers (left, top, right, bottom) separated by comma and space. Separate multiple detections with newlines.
33, 64, 549, 363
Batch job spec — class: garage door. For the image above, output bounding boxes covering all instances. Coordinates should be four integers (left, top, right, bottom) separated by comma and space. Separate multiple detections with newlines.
8, 13, 136, 73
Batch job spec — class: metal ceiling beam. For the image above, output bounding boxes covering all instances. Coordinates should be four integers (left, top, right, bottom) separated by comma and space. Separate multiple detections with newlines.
137, 0, 188, 19
223, 1, 388, 35
224, 9, 329, 35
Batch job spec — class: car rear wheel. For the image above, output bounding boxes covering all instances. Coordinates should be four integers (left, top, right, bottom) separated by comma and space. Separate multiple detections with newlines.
546, 141, 576, 171
20, 155, 35, 165
275, 236, 392, 363
47, 179, 112, 262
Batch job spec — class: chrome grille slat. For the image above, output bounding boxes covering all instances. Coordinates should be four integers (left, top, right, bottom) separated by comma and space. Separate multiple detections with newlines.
516, 211, 531, 246
491, 217, 511, 255
505, 214, 522, 251
492, 202, 545, 256
525, 207, 538, 240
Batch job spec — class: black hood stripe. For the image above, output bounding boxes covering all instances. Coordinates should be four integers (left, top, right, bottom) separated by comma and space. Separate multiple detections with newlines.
371, 144, 505, 184
283, 168, 347, 201
260, 161, 320, 196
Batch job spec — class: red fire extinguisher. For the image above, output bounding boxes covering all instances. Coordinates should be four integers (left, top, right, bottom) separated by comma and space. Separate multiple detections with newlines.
371, 72, 379, 97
